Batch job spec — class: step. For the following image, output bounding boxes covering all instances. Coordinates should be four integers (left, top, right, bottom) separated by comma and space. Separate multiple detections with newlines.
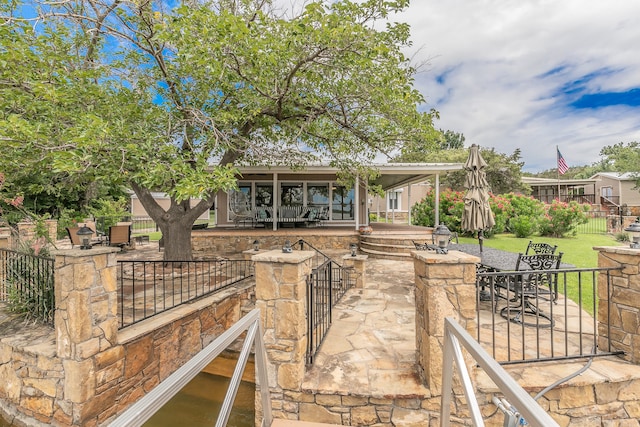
360, 246, 412, 260
360, 240, 414, 254
360, 234, 432, 246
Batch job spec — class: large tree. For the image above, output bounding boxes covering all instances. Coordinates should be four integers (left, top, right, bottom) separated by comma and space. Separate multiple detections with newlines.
1, 0, 437, 260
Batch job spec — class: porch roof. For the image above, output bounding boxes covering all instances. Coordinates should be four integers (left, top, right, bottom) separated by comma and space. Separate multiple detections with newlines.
522, 176, 599, 187
237, 162, 463, 190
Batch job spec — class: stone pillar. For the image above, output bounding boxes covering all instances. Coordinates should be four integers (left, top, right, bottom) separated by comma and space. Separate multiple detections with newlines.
252, 249, 313, 419
45, 219, 58, 243
53, 246, 121, 425
412, 249, 479, 394
17, 221, 36, 242
342, 253, 368, 288
0, 227, 12, 249
595, 246, 640, 363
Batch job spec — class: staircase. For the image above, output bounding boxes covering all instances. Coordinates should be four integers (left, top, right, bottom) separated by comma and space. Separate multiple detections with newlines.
360, 227, 434, 260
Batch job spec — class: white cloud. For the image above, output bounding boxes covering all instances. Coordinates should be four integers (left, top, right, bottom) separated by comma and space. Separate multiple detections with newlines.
394, 0, 640, 171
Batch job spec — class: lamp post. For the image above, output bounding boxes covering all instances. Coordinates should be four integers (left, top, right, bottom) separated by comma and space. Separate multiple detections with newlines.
350, 243, 358, 257
282, 240, 292, 253
77, 224, 93, 250
624, 220, 640, 249
253, 240, 260, 251
431, 223, 453, 254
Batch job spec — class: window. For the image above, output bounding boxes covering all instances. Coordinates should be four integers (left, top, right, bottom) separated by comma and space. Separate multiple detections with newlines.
281, 183, 303, 206
332, 186, 354, 220
229, 185, 252, 218
255, 184, 273, 206
387, 191, 401, 211
307, 184, 329, 208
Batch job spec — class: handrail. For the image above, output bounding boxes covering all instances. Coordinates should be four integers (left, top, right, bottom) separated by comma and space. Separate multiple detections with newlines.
441, 317, 559, 427
109, 309, 272, 427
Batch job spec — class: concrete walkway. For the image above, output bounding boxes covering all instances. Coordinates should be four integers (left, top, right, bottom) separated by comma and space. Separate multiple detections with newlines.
302, 258, 428, 399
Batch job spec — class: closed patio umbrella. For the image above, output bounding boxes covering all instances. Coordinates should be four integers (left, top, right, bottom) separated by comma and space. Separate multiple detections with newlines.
461, 144, 495, 252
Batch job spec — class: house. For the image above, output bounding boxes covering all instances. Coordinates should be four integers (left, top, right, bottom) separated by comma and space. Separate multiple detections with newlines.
590, 172, 640, 215
214, 163, 463, 229
521, 177, 598, 205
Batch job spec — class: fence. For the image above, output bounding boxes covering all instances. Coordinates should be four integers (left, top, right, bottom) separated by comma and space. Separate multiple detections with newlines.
575, 209, 613, 234
297, 240, 356, 365
117, 259, 253, 328
0, 249, 55, 324
95, 216, 159, 235
476, 267, 623, 365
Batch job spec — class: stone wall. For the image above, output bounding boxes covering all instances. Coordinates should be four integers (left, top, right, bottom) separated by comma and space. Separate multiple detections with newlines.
0, 247, 254, 426
192, 230, 357, 258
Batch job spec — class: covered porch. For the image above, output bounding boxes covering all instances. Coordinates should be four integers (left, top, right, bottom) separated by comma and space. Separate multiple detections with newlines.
214, 163, 462, 230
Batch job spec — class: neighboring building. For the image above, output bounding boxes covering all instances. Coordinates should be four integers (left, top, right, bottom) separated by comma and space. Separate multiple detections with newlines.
368, 182, 432, 224
589, 172, 640, 215
522, 177, 598, 205
130, 191, 211, 220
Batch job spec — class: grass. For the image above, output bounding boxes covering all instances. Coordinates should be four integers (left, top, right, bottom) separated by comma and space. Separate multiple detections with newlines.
458, 232, 625, 315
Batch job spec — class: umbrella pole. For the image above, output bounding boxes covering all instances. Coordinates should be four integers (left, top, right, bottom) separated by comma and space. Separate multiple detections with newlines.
478, 230, 484, 253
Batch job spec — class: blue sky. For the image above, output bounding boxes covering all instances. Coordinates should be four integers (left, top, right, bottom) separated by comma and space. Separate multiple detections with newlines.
390, 0, 640, 172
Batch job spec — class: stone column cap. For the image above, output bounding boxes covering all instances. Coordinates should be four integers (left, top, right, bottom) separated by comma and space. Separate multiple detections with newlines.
411, 249, 480, 264
593, 246, 640, 255
252, 249, 314, 264
51, 247, 121, 257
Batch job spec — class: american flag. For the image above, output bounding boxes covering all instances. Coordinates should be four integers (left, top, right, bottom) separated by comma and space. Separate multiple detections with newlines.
557, 148, 569, 175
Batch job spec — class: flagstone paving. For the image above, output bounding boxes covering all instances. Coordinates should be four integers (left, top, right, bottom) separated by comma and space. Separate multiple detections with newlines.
302, 258, 429, 399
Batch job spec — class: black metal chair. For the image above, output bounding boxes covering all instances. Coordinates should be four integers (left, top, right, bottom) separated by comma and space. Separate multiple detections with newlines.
499, 252, 563, 327
525, 240, 557, 255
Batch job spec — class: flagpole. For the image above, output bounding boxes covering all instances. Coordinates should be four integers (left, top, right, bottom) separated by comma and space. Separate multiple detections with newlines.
557, 145, 560, 202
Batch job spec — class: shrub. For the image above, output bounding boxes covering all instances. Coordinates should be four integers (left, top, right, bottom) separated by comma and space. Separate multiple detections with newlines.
539, 200, 589, 237
510, 215, 536, 238
486, 195, 512, 236
412, 189, 465, 233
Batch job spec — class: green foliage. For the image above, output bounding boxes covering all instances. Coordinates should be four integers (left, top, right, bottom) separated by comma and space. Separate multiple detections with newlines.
394, 146, 527, 195
509, 216, 537, 238
487, 195, 512, 236
503, 193, 545, 237
87, 198, 129, 230
411, 189, 464, 233
539, 200, 589, 237
615, 232, 630, 242
2, 0, 437, 260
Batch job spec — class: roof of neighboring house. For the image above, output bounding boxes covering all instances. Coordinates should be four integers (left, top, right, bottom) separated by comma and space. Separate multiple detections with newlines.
237, 162, 464, 191
521, 176, 598, 187
589, 172, 639, 181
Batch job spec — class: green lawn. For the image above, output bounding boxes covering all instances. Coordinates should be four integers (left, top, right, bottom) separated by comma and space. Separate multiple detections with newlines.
458, 232, 624, 315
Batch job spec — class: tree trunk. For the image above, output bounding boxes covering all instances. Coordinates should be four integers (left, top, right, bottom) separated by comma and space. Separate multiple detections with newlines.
130, 182, 214, 262
159, 221, 194, 261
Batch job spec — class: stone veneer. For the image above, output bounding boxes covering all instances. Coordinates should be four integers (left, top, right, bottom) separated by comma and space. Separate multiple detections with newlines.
596, 246, 640, 363
192, 230, 357, 258
0, 247, 253, 426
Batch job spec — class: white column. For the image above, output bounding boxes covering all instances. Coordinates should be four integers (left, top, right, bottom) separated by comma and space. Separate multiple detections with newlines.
407, 184, 412, 225
434, 174, 440, 226
354, 176, 360, 230
364, 180, 370, 225
272, 173, 278, 231
391, 189, 395, 224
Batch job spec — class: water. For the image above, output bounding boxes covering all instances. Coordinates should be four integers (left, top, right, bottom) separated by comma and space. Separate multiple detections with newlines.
144, 371, 255, 427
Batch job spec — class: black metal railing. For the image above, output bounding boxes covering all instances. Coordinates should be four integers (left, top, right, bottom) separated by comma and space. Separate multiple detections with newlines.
117, 259, 253, 329
298, 240, 356, 366
476, 266, 623, 365
576, 210, 609, 234
0, 249, 54, 324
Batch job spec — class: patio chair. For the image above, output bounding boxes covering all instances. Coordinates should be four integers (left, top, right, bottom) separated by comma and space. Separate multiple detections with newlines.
525, 240, 557, 255
229, 192, 254, 228
108, 225, 131, 250
499, 252, 563, 327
